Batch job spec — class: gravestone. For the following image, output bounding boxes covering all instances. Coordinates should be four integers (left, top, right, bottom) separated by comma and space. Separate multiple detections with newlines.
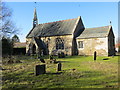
35, 64, 46, 76
50, 55, 53, 60
7, 60, 14, 64
57, 63, 62, 71
40, 58, 45, 63
58, 52, 65, 58
94, 51, 97, 61
49, 55, 57, 64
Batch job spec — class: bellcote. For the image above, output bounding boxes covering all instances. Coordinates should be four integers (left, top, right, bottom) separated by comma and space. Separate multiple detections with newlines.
33, 8, 38, 28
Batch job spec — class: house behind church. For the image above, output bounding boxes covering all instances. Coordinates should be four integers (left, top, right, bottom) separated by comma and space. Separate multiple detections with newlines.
26, 8, 115, 56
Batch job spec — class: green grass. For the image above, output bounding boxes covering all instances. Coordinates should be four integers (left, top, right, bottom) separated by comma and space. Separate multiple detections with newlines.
2, 55, 119, 89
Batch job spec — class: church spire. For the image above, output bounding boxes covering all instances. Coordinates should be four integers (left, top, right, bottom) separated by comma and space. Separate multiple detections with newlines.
33, 8, 38, 28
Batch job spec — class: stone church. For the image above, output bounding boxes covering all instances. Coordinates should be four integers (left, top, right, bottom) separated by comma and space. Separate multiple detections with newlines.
26, 8, 115, 56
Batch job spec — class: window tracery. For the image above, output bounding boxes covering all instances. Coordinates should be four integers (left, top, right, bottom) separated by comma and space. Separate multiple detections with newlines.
56, 38, 64, 50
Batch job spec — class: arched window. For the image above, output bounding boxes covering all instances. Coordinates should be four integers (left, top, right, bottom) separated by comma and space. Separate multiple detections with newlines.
56, 38, 64, 50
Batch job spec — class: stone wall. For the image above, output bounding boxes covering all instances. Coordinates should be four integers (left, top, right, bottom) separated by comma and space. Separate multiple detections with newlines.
26, 38, 38, 54
41, 35, 73, 55
26, 35, 73, 55
77, 37, 108, 56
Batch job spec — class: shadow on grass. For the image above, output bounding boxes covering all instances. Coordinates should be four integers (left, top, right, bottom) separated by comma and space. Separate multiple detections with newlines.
46, 72, 62, 75
57, 61, 70, 63
103, 58, 109, 60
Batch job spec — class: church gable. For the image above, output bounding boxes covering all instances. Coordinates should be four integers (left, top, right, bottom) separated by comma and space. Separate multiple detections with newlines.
73, 16, 85, 38
108, 26, 115, 56
108, 26, 115, 38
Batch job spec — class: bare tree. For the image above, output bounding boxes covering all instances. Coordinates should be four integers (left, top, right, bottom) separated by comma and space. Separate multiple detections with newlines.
0, 2, 18, 37
0, 2, 19, 57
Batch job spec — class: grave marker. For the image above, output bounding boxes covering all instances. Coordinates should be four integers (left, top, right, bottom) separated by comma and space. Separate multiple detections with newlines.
35, 64, 46, 76
57, 63, 62, 71
94, 51, 97, 61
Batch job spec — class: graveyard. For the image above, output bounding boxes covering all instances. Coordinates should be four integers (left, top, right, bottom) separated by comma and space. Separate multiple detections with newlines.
1, 2, 119, 89
2, 55, 119, 89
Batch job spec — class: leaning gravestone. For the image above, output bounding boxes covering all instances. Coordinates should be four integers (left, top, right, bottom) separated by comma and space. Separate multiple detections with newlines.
57, 63, 62, 71
35, 64, 46, 76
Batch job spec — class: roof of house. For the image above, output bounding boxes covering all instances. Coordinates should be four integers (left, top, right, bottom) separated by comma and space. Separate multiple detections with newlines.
77, 25, 111, 39
26, 17, 80, 38
14, 42, 26, 48
115, 43, 120, 48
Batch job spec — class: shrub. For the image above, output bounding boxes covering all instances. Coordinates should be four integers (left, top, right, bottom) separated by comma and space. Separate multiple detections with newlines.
2, 37, 13, 57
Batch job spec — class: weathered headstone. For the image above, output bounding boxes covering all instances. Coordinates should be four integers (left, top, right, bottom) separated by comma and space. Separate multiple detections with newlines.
94, 51, 97, 61
35, 64, 46, 76
58, 52, 65, 58
58, 53, 61, 58
57, 63, 62, 71
40, 58, 45, 63
50, 55, 53, 60
49, 55, 57, 64
7, 60, 14, 64
61, 52, 65, 58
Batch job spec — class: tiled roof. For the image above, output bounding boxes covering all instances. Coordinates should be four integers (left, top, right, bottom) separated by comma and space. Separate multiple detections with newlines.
26, 17, 79, 38
77, 25, 111, 39
115, 43, 120, 48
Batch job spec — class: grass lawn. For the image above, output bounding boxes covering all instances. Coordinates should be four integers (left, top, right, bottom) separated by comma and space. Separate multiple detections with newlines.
2, 55, 119, 89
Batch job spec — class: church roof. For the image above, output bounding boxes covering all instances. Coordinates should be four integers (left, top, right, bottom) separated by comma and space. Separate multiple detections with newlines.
26, 17, 79, 38
77, 25, 111, 39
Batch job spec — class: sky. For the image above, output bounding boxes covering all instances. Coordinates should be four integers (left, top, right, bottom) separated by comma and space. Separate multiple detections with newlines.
5, 2, 118, 42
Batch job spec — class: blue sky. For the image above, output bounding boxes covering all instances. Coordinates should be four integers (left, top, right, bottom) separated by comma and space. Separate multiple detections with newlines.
6, 2, 118, 42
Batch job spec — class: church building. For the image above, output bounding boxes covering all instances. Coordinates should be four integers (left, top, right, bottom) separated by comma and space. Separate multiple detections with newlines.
26, 8, 115, 56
